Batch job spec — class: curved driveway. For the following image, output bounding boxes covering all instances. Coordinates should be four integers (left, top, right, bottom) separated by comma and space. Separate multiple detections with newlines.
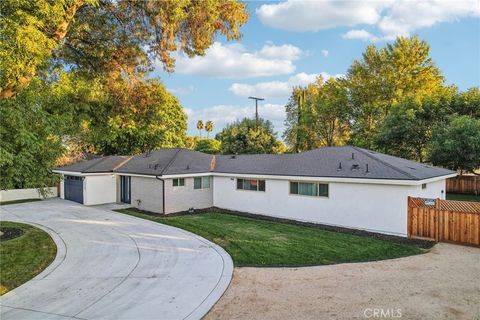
0, 199, 232, 320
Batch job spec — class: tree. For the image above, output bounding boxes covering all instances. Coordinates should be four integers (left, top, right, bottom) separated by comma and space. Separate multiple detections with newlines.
197, 120, 204, 138
217, 118, 285, 154
1, 0, 248, 98
0, 79, 64, 192
375, 92, 454, 162
451, 87, 480, 119
195, 138, 221, 154
283, 77, 349, 151
87, 77, 187, 155
429, 116, 480, 174
205, 120, 214, 138
346, 36, 445, 148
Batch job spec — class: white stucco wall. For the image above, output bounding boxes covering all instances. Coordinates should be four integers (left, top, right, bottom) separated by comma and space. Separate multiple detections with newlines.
83, 175, 117, 205
213, 176, 447, 236
164, 177, 213, 214
131, 176, 164, 214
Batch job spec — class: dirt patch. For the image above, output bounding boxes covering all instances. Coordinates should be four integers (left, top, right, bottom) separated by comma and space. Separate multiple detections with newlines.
206, 243, 480, 320
0, 227, 24, 241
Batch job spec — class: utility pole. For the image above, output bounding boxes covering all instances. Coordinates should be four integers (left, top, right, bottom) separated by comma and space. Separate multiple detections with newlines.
248, 96, 264, 125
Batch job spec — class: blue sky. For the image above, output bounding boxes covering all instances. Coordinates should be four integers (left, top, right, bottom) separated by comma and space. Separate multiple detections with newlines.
154, 1, 480, 137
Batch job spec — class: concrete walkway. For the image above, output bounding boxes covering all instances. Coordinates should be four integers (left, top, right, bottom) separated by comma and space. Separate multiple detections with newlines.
0, 199, 232, 320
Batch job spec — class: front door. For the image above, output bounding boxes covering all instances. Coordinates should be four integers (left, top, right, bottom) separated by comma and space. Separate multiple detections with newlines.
120, 176, 131, 204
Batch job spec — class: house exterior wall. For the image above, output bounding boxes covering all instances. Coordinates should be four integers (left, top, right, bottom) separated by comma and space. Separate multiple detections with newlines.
213, 176, 447, 236
130, 176, 164, 213
164, 177, 213, 214
83, 175, 117, 205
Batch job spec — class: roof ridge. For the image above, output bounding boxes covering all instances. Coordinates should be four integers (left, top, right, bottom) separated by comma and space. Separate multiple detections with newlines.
112, 156, 133, 172
158, 149, 182, 176
351, 146, 418, 180
82, 156, 111, 172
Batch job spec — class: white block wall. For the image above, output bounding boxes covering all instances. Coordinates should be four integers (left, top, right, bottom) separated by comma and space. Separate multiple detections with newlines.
131, 176, 164, 214
0, 187, 57, 202
164, 177, 213, 214
213, 176, 447, 236
83, 175, 117, 205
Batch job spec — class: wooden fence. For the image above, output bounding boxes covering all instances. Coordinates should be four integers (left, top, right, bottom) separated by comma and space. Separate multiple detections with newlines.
407, 197, 480, 246
446, 175, 479, 195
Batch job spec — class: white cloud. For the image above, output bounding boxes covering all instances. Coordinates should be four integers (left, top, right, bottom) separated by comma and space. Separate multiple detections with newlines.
377, 0, 480, 40
257, 0, 385, 32
168, 85, 194, 95
321, 49, 329, 57
229, 72, 344, 99
258, 43, 302, 60
257, 0, 480, 41
185, 104, 286, 136
173, 42, 300, 78
342, 29, 380, 42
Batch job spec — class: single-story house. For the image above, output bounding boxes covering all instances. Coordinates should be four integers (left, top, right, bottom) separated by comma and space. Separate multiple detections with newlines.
53, 146, 456, 236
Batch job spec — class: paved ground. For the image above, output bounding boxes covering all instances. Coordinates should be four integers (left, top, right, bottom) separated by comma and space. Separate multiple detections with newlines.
207, 243, 480, 320
0, 199, 232, 320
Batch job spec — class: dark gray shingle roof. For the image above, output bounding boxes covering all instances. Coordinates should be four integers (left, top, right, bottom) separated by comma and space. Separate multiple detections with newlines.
54, 146, 455, 180
54, 155, 131, 173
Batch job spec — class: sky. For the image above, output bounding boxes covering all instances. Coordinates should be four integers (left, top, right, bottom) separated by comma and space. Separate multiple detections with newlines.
154, 0, 480, 137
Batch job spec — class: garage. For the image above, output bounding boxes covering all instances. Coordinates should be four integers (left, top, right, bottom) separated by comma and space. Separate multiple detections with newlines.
64, 175, 84, 204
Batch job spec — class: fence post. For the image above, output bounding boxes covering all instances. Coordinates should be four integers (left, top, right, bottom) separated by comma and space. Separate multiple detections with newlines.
435, 198, 440, 242
407, 196, 411, 238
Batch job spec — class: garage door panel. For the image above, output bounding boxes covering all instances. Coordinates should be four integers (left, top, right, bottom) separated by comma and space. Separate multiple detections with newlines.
65, 176, 83, 204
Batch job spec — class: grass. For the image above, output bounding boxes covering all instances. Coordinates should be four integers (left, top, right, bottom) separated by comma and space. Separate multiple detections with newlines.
117, 209, 425, 267
0, 221, 56, 295
0, 198, 42, 205
446, 193, 480, 202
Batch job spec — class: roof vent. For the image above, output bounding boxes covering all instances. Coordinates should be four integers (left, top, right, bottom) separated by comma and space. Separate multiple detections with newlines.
366, 164, 369, 173
351, 164, 360, 170
351, 152, 355, 160
154, 164, 159, 170
230, 155, 236, 159
186, 164, 190, 170
337, 162, 343, 171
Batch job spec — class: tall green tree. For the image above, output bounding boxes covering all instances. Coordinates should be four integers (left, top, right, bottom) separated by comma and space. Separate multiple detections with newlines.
451, 87, 480, 119
375, 92, 454, 162
197, 120, 204, 138
429, 116, 480, 174
283, 77, 350, 151
1, 0, 248, 99
0, 79, 64, 191
205, 120, 214, 138
217, 118, 285, 154
346, 36, 445, 148
195, 138, 221, 154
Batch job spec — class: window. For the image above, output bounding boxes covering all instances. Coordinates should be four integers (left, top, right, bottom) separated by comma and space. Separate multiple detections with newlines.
236, 178, 266, 192
422, 183, 427, 190
290, 181, 328, 197
172, 178, 185, 187
194, 177, 211, 189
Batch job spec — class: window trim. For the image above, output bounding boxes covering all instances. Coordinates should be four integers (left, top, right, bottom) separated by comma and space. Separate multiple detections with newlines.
236, 178, 266, 192
289, 181, 329, 198
194, 176, 211, 189
172, 178, 185, 187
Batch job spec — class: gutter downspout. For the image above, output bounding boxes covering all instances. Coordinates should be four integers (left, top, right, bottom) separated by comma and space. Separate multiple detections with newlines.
155, 175, 166, 214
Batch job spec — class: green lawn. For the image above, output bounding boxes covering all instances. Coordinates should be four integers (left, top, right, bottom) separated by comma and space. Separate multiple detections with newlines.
0, 221, 56, 295
117, 209, 425, 267
446, 193, 480, 202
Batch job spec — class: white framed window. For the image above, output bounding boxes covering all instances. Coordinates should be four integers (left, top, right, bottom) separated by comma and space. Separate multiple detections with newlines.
236, 178, 266, 192
194, 177, 211, 189
290, 181, 328, 197
172, 178, 185, 187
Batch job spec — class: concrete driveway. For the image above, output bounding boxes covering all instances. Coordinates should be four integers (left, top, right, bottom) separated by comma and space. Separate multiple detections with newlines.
0, 199, 232, 320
